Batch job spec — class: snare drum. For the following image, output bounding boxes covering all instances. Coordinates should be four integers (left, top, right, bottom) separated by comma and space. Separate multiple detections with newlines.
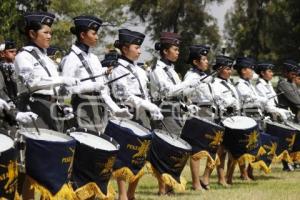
181, 116, 224, 158
21, 128, 76, 199
103, 119, 152, 182
148, 130, 191, 191
70, 131, 119, 200
222, 116, 260, 160
0, 133, 18, 200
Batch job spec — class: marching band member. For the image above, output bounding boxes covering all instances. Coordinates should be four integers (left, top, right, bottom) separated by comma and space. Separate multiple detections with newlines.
255, 62, 293, 122
0, 39, 18, 100
149, 32, 199, 136
149, 32, 200, 195
276, 60, 300, 123
61, 15, 132, 133
234, 57, 267, 114
183, 45, 215, 190
210, 55, 237, 186
14, 11, 78, 131
109, 28, 162, 200
234, 57, 266, 180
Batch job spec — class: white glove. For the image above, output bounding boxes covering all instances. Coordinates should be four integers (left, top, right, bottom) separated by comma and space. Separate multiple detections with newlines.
150, 110, 164, 120
0, 99, 10, 111
16, 112, 38, 124
63, 107, 74, 120
114, 108, 133, 119
62, 77, 80, 86
139, 99, 161, 113
187, 104, 200, 114
137, 99, 163, 120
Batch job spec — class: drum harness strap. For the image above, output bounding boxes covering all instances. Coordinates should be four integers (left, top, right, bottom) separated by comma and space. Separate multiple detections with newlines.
21, 48, 58, 98
118, 62, 146, 99
71, 50, 105, 133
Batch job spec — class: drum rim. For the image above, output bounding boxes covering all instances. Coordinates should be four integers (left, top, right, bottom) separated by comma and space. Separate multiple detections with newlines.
0, 133, 14, 153
110, 119, 152, 136
70, 131, 120, 151
222, 116, 257, 130
266, 121, 296, 131
20, 128, 74, 142
154, 129, 192, 151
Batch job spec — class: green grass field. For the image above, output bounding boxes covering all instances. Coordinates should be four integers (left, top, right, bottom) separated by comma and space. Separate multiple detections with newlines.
114, 161, 300, 200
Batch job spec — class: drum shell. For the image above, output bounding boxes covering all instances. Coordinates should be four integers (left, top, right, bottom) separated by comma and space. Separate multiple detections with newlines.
258, 132, 279, 167
181, 117, 224, 154
223, 122, 260, 159
71, 133, 119, 195
104, 120, 152, 175
265, 122, 296, 153
24, 130, 76, 195
0, 134, 17, 200
148, 130, 191, 183
285, 122, 300, 153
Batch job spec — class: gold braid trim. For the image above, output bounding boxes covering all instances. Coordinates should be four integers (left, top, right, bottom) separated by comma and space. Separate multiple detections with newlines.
191, 151, 220, 169
290, 151, 300, 162
27, 176, 77, 200
74, 182, 115, 200
112, 166, 146, 183
147, 163, 186, 192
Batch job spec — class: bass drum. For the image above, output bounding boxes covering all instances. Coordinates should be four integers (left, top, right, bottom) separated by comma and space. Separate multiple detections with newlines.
148, 129, 191, 191
222, 116, 260, 159
70, 130, 119, 200
0, 133, 18, 200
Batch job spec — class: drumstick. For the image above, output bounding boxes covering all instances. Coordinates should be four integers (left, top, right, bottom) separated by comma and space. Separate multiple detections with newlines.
30, 115, 40, 135
268, 91, 284, 100
160, 120, 175, 139
80, 73, 107, 82
104, 73, 130, 85
200, 65, 227, 82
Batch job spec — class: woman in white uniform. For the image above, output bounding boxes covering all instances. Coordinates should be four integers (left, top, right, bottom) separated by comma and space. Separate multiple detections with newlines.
109, 28, 163, 200
61, 15, 131, 133
14, 11, 78, 131
183, 44, 216, 191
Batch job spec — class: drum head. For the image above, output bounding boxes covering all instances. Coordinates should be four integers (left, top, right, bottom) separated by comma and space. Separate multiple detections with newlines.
21, 128, 73, 142
154, 129, 192, 150
110, 119, 151, 136
222, 116, 257, 130
70, 132, 118, 151
0, 134, 14, 153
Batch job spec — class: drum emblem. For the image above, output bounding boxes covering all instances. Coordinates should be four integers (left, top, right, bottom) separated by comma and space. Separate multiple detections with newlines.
286, 134, 296, 150
129, 139, 151, 159
263, 142, 277, 156
0, 160, 18, 193
99, 156, 116, 175
61, 147, 75, 179
206, 130, 224, 147
245, 130, 259, 150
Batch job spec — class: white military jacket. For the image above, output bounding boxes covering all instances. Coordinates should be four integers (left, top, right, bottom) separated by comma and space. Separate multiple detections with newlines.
211, 77, 240, 110
183, 68, 213, 105
109, 57, 150, 104
235, 78, 267, 108
255, 78, 278, 112
150, 59, 193, 100
14, 45, 60, 95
